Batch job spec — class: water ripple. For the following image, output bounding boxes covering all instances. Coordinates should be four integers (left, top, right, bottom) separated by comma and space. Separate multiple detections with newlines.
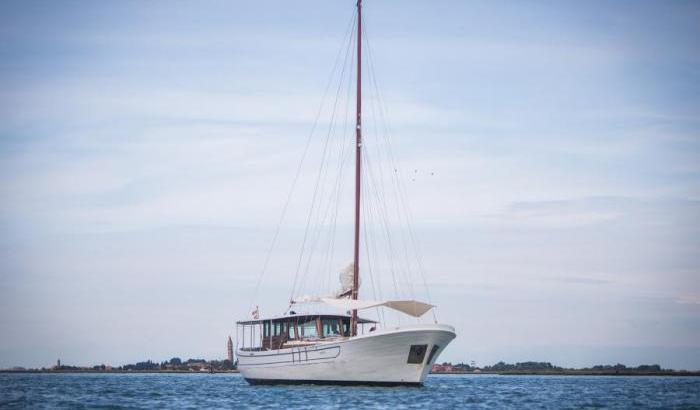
1, 373, 699, 409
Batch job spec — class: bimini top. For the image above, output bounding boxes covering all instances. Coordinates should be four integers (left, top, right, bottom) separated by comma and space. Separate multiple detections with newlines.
236, 313, 376, 326
291, 297, 435, 318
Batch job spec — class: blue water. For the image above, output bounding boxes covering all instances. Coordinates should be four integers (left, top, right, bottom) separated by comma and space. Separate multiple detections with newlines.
1, 373, 699, 409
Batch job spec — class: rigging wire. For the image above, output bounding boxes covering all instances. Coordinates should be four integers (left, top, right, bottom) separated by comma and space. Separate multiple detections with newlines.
298, 43, 355, 299
295, 22, 357, 301
361, 166, 386, 324
290, 11, 357, 304
319, 57, 357, 296
362, 138, 402, 299
252, 4, 439, 325
363, 16, 437, 322
247, 9, 357, 316
358, 20, 413, 303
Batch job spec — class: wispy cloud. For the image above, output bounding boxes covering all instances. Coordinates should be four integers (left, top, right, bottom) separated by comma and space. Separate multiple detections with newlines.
1, 0, 699, 369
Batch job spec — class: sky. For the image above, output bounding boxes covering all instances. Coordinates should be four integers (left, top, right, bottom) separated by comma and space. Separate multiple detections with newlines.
1, 0, 699, 370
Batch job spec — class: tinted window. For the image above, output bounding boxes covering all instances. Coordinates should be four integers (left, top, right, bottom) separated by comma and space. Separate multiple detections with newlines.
407, 344, 428, 364
287, 321, 297, 340
322, 319, 341, 337
300, 320, 318, 338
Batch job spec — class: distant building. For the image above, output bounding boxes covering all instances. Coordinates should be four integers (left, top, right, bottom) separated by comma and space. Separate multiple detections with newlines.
227, 336, 234, 362
432, 364, 455, 373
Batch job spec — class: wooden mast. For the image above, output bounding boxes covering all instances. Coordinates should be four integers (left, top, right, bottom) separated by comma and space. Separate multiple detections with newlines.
351, 0, 362, 337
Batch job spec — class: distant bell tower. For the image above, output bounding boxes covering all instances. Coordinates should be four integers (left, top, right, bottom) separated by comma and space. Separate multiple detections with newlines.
227, 336, 233, 362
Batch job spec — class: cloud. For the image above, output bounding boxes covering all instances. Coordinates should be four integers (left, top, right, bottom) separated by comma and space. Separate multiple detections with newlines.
677, 294, 700, 305
1, 0, 700, 370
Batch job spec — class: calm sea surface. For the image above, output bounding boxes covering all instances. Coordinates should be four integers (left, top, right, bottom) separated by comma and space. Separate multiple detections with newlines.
1, 373, 699, 409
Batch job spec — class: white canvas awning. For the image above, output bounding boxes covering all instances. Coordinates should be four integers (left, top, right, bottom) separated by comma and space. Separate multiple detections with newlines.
318, 297, 434, 318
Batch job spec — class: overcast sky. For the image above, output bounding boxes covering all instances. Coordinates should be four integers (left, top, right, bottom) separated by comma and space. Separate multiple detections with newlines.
1, 0, 699, 370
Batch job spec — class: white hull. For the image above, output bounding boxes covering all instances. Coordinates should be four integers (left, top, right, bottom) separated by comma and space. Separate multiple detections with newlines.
237, 324, 456, 386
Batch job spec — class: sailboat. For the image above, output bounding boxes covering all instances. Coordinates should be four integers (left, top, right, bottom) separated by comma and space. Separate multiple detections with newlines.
235, 0, 456, 386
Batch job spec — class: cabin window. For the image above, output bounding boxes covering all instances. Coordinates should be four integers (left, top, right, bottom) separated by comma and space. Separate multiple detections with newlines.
274, 321, 283, 337
322, 319, 342, 337
299, 319, 318, 339
287, 321, 297, 340
426, 345, 440, 364
407, 344, 428, 364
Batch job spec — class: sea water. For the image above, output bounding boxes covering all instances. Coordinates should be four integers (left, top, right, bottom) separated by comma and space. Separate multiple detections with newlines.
1, 373, 699, 409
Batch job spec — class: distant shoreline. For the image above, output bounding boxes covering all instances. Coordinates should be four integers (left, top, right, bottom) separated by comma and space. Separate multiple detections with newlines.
0, 369, 239, 374
432, 370, 700, 377
2, 369, 699, 376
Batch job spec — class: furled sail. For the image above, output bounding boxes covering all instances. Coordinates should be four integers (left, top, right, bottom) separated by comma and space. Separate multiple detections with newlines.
336, 262, 360, 298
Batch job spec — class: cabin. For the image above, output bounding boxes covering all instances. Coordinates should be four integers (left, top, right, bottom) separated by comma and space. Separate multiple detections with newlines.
236, 314, 376, 351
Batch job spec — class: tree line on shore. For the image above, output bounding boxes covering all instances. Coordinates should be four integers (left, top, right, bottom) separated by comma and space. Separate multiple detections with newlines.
438, 361, 675, 373
122, 357, 236, 371
50, 357, 236, 372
